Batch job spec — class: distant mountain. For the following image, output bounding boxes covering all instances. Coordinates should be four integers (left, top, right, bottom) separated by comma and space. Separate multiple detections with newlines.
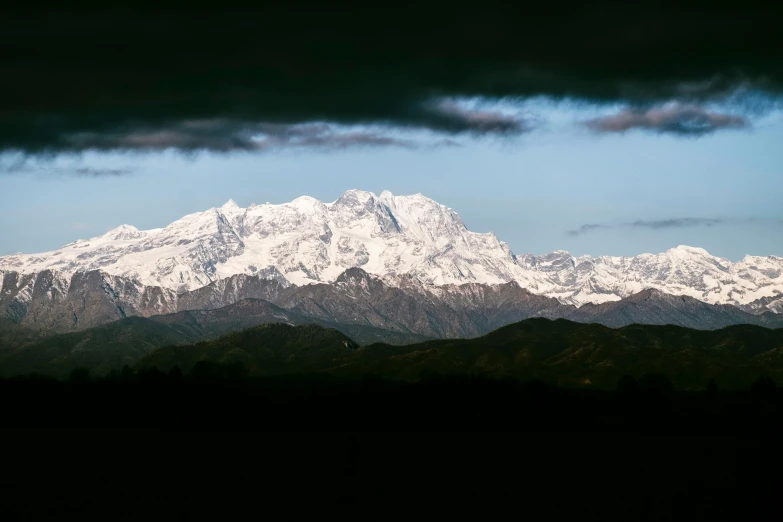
135, 318, 783, 391
2, 190, 782, 311
741, 294, 783, 315
565, 288, 783, 330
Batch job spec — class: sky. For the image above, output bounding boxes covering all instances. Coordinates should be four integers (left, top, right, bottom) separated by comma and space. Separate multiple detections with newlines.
1, 2, 782, 261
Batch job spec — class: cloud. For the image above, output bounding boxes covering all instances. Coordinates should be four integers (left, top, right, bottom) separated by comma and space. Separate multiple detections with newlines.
567, 217, 755, 236
566, 224, 611, 237
73, 167, 136, 177
59, 121, 419, 153
0, 2, 780, 154
630, 218, 725, 229
0, 157, 137, 177
424, 100, 532, 135
585, 103, 750, 135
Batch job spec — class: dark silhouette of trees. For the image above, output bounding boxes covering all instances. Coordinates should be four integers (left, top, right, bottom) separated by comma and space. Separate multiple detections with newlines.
168, 365, 183, 381
617, 375, 640, 395
138, 366, 163, 384
639, 374, 674, 397
226, 361, 249, 381
707, 379, 719, 401
750, 376, 776, 403
69, 367, 90, 384
191, 360, 220, 380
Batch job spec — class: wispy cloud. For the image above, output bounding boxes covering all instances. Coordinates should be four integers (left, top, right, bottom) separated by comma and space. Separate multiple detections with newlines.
566, 224, 611, 237
630, 217, 725, 229
73, 167, 136, 177
0, 157, 138, 178
566, 217, 777, 236
57, 121, 420, 154
584, 103, 750, 136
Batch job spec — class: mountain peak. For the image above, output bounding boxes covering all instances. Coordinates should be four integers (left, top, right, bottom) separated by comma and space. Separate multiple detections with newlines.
221, 199, 239, 210
102, 224, 143, 240
631, 288, 669, 299
110, 224, 138, 232
671, 245, 711, 256
340, 189, 376, 199
331, 189, 378, 207
335, 267, 374, 285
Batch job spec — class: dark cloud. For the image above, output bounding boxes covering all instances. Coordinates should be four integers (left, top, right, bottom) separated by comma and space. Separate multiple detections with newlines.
585, 104, 750, 135
425, 100, 531, 135
567, 217, 757, 236
630, 218, 725, 229
1, 1, 781, 154
0, 157, 137, 177
59, 121, 419, 153
566, 224, 611, 237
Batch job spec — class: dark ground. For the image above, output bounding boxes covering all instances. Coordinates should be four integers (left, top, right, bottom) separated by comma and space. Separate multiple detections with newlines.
1, 373, 781, 520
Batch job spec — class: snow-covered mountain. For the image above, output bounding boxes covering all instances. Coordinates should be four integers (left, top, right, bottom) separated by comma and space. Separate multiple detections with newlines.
1, 189, 782, 311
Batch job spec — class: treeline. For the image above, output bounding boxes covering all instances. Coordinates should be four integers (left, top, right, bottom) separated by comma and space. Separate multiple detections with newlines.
1, 361, 781, 432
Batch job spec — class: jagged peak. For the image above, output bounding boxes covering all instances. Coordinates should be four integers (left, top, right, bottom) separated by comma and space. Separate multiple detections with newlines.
100, 224, 143, 240
330, 189, 379, 207
340, 188, 377, 199
626, 288, 692, 302
635, 287, 667, 297
335, 267, 375, 284
221, 199, 239, 210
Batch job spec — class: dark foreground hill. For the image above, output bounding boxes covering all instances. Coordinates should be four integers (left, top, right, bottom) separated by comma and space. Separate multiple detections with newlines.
135, 318, 783, 390
0, 299, 429, 379
5, 312, 783, 389
139, 323, 359, 375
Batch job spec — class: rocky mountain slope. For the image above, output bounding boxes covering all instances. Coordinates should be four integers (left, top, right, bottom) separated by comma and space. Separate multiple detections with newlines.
2, 265, 782, 341
2, 190, 782, 312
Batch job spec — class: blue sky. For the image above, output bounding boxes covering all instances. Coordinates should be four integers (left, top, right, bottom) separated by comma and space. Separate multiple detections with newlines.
1, 100, 781, 261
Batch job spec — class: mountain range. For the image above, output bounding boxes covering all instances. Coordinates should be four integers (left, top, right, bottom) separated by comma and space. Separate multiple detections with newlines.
2, 190, 782, 307
1, 190, 782, 345
3, 269, 783, 380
